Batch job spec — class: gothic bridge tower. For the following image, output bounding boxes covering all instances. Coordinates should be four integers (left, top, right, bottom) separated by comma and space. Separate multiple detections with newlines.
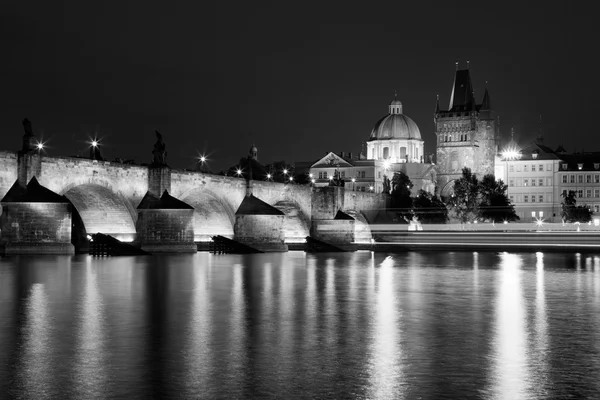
434, 64, 499, 196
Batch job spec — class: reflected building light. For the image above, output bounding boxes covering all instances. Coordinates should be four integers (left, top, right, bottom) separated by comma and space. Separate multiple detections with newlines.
490, 253, 530, 398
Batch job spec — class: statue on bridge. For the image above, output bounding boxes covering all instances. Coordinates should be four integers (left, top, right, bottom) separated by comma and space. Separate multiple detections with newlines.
152, 131, 168, 166
382, 174, 391, 194
21, 118, 37, 152
328, 169, 345, 187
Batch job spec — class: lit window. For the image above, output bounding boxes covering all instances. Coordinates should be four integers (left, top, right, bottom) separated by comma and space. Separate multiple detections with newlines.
578, 163, 583, 170
524, 179, 528, 186
539, 179, 544, 186
595, 163, 600, 170
531, 211, 536, 217
539, 211, 544, 218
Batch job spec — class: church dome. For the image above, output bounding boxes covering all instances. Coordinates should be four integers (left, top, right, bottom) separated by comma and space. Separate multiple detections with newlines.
369, 98, 421, 140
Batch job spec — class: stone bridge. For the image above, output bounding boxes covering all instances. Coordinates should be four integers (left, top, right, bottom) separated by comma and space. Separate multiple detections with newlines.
0, 151, 387, 250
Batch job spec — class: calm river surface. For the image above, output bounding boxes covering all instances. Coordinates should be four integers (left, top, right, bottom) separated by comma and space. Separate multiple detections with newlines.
1, 251, 600, 399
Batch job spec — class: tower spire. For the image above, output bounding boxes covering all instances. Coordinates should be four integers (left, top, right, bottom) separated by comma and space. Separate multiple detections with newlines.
435, 94, 440, 113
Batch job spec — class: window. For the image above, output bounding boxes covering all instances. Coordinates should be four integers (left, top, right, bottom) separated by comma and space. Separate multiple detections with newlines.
341, 171, 345, 178
524, 195, 529, 203
547, 164, 552, 171
578, 175, 584, 183
539, 165, 543, 171
531, 179, 536, 186
378, 171, 381, 179
596, 175, 600, 183
517, 165, 522, 172
570, 175, 575, 183
539, 179, 544, 186
531, 211, 536, 217
509, 165, 514, 172
524, 165, 529, 172
587, 175, 592, 183
547, 178, 552, 186
562, 163, 568, 170
595, 163, 600, 170
539, 195, 544, 202
509, 195, 514, 202
361, 171, 366, 178
562, 175, 568, 183
596, 205, 600, 213
324, 172, 328, 179
383, 147, 389, 159
539, 211, 544, 218
532, 195, 536, 202
509, 179, 514, 187
587, 189, 592, 198
578, 163, 583, 170
318, 172, 323, 179
595, 189, 600, 198
578, 189, 583, 197
531, 165, 536, 172
524, 179, 529, 186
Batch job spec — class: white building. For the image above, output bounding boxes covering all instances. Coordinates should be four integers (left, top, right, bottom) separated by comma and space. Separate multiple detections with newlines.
307, 97, 436, 195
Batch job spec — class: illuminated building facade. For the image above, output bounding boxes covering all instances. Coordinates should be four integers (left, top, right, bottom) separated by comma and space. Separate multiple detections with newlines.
307, 97, 436, 194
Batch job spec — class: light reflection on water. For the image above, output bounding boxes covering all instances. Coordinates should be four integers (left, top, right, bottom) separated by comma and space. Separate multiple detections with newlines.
2, 251, 600, 398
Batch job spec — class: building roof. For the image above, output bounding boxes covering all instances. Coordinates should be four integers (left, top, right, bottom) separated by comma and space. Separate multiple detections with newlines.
235, 194, 284, 216
137, 190, 194, 209
448, 69, 477, 111
557, 153, 600, 171
369, 113, 421, 141
1, 177, 68, 203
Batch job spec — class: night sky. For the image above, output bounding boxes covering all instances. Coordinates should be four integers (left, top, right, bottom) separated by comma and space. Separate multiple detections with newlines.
2, 2, 597, 172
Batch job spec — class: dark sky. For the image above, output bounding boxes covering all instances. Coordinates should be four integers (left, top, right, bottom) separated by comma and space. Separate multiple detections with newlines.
2, 1, 598, 172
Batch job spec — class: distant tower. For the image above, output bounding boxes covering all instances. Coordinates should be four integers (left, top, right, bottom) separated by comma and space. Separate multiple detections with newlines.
249, 143, 258, 161
434, 65, 498, 196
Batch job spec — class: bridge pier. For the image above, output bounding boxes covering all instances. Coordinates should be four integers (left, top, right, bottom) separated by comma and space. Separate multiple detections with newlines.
309, 187, 357, 251
136, 190, 196, 253
234, 194, 288, 252
0, 177, 74, 255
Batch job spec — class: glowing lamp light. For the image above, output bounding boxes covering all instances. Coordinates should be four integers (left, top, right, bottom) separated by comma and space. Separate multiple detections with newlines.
91, 140, 98, 147
289, 176, 293, 181
311, 179, 315, 183
351, 178, 356, 183
36, 142, 44, 150
382, 160, 391, 170
329, 175, 334, 180
283, 169, 288, 175
236, 169, 242, 176
501, 147, 521, 160
267, 173, 272, 179
369, 185, 374, 191
199, 156, 206, 162
309, 173, 313, 178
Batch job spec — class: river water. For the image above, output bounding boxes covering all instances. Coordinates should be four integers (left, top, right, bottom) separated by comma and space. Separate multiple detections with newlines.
1, 251, 600, 399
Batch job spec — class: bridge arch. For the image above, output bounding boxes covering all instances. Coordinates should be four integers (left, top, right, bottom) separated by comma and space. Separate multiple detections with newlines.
180, 188, 237, 241
61, 182, 138, 242
440, 179, 456, 199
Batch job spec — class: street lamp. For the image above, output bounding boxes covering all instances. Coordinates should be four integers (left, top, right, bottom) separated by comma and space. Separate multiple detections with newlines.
236, 168, 243, 177
369, 185, 374, 192
266, 173, 272, 181
351, 177, 356, 191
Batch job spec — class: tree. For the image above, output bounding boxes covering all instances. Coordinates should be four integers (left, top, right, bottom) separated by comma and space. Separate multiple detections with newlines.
561, 190, 593, 223
413, 189, 448, 223
478, 174, 519, 222
390, 171, 413, 219
447, 167, 480, 223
